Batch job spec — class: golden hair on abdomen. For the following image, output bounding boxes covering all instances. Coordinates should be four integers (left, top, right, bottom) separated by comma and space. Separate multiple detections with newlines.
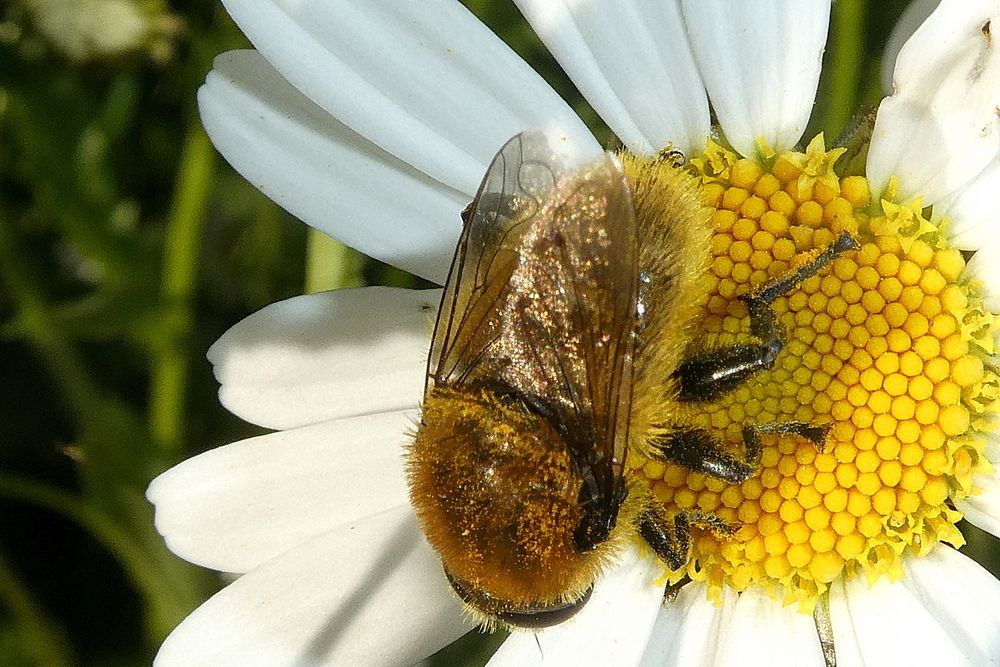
407, 386, 605, 610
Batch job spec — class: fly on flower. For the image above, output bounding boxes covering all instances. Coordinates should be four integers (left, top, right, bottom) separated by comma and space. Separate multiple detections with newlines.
147, 2, 1000, 664
407, 130, 858, 631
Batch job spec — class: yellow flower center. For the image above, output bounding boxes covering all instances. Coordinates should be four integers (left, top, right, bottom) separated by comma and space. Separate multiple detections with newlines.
629, 135, 1000, 610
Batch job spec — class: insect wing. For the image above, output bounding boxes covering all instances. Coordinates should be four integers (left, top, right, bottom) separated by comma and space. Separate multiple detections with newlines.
427, 131, 639, 535
502, 146, 638, 549
426, 132, 552, 393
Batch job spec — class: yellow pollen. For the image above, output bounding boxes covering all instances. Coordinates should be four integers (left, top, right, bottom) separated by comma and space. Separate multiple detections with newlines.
635, 135, 999, 611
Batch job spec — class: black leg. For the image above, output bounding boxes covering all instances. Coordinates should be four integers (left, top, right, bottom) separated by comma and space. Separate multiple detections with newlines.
639, 509, 735, 570
651, 427, 760, 484
651, 422, 830, 484
743, 421, 831, 454
676, 232, 858, 403
745, 232, 859, 320
675, 342, 782, 402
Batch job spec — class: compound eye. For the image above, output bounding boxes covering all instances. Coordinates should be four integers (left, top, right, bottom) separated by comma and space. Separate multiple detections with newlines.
444, 570, 594, 629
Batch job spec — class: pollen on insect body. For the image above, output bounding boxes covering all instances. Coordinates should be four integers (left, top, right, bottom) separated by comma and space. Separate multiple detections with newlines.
627, 134, 1000, 610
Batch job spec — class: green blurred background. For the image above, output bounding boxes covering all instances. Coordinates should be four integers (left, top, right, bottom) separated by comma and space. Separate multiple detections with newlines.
1, 1, 997, 665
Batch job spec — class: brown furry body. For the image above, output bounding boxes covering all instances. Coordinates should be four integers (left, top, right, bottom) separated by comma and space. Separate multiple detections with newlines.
407, 153, 712, 623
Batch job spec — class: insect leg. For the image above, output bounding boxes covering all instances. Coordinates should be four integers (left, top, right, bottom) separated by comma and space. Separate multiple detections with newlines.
650, 427, 760, 483
744, 231, 859, 331
675, 341, 782, 402
728, 421, 830, 479
651, 422, 830, 484
675, 232, 858, 402
639, 509, 736, 570
743, 421, 831, 454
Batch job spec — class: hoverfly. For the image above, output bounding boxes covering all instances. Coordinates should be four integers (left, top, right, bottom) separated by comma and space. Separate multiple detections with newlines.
407, 131, 855, 628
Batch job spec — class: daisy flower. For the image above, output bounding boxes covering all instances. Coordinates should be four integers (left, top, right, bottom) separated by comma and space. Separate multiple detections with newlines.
149, 0, 1000, 664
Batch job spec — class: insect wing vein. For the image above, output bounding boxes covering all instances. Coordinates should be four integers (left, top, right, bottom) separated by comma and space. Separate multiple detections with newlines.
426, 131, 638, 501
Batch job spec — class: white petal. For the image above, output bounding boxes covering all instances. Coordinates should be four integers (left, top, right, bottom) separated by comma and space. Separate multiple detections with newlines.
935, 157, 1000, 251
903, 546, 1000, 662
867, 0, 1000, 204
487, 547, 664, 666
155, 507, 470, 667
147, 411, 414, 573
881, 0, 942, 93
514, 0, 710, 156
964, 236, 1000, 313
955, 437, 1000, 539
715, 588, 825, 666
832, 554, 980, 663
208, 287, 436, 430
825, 579, 869, 666
681, 0, 831, 158
638, 582, 734, 666
199, 50, 464, 284
220, 0, 599, 196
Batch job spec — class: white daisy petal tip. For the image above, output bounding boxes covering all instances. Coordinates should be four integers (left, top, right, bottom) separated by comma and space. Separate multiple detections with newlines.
146, 411, 415, 574
197, 49, 464, 284
880, 0, 942, 93
206, 287, 437, 430
868, 0, 1000, 204
216, 0, 598, 195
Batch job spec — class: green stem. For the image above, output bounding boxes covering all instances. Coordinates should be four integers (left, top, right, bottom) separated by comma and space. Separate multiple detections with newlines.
821, 0, 865, 140
149, 126, 216, 455
0, 547, 74, 667
305, 228, 363, 293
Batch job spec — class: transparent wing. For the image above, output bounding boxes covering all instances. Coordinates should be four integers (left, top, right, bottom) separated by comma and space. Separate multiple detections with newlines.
426, 131, 639, 545
426, 131, 553, 392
